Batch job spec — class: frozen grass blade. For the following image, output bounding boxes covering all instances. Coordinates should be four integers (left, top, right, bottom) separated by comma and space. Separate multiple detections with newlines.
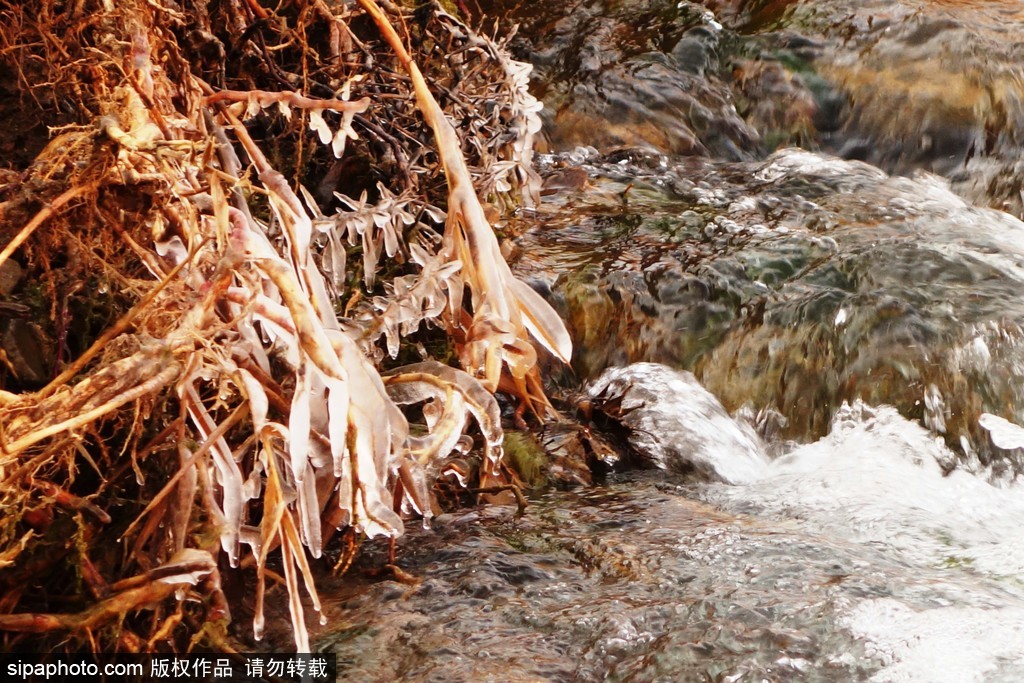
356, 0, 571, 410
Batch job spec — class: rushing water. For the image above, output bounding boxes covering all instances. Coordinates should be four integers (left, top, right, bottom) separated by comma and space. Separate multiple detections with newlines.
517, 147, 1024, 480
703, 401, 1024, 682
317, 384, 1024, 681
314, 2, 1024, 680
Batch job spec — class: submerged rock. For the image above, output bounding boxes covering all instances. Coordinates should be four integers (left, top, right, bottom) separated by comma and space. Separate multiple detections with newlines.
515, 148, 1024, 477
757, 0, 1024, 216
586, 362, 767, 484
316, 481, 880, 682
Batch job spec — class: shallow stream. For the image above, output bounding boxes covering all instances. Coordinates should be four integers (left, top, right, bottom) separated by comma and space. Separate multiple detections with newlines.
313, 2, 1024, 680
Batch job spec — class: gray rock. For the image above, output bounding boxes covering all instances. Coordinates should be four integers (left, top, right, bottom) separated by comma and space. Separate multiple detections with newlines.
586, 362, 768, 484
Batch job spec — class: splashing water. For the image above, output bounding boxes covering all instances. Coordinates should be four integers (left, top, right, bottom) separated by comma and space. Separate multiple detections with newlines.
319, 393, 1024, 681
705, 400, 1024, 682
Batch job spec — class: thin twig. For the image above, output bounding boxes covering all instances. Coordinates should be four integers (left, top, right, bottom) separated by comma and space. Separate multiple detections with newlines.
38, 243, 197, 399
0, 183, 95, 273
3, 363, 181, 457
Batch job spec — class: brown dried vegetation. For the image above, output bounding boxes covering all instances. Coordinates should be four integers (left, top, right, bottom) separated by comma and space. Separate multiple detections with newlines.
0, 0, 568, 653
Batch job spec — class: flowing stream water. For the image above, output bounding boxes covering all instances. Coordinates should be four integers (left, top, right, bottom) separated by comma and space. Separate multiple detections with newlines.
309, 1, 1024, 680
315, 402, 1024, 681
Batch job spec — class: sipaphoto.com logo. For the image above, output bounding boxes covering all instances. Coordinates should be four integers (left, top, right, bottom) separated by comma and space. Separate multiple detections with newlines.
0, 652, 338, 682
7, 659, 145, 680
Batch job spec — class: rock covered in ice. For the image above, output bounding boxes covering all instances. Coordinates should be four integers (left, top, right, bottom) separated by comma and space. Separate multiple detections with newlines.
585, 362, 767, 484
979, 412, 1024, 451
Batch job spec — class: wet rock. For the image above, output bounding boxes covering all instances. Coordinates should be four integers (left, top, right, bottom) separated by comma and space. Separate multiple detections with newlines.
710, 0, 1024, 214
801, 1, 1024, 215
585, 363, 768, 483
536, 421, 622, 486
731, 56, 821, 150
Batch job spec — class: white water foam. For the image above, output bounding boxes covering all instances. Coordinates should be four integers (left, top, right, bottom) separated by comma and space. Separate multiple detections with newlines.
843, 598, 1024, 683
709, 400, 1024, 681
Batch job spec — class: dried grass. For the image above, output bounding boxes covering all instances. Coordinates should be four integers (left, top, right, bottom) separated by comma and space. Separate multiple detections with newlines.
0, 0, 568, 653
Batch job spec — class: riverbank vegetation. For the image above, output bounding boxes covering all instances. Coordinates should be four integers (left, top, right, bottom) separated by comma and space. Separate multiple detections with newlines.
0, 0, 569, 653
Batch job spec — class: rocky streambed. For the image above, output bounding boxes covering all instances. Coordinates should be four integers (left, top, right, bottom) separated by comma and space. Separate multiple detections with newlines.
309, 2, 1024, 680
